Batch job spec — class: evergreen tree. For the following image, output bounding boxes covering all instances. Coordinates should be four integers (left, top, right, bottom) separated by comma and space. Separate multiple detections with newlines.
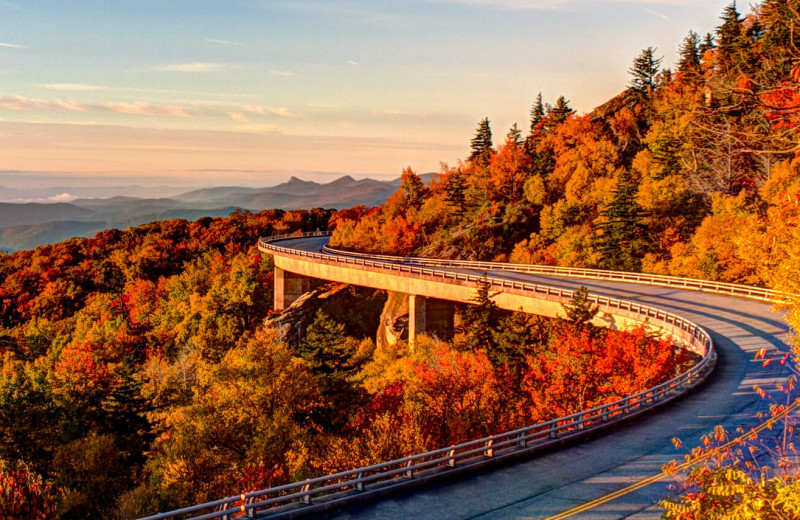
628, 47, 663, 96
469, 118, 494, 166
547, 96, 574, 125
716, 2, 745, 72
299, 310, 363, 429
561, 286, 599, 331
299, 310, 348, 377
530, 93, 545, 132
459, 274, 498, 350
507, 123, 523, 146
678, 30, 702, 80
597, 170, 649, 271
699, 32, 715, 55
491, 312, 551, 376
444, 170, 467, 218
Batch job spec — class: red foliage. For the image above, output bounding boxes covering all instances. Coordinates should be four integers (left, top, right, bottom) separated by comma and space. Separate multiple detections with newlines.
0, 460, 57, 520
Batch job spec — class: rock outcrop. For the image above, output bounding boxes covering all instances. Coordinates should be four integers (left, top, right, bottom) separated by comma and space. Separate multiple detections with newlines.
376, 291, 410, 348
264, 283, 352, 347
589, 88, 638, 122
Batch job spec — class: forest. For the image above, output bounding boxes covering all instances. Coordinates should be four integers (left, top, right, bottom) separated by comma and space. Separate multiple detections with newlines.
0, 206, 694, 518
2, 0, 800, 518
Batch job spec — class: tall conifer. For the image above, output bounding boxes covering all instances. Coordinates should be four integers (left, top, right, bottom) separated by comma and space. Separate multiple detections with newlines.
598, 171, 649, 271
530, 93, 545, 132
678, 31, 702, 80
628, 47, 663, 96
469, 118, 494, 166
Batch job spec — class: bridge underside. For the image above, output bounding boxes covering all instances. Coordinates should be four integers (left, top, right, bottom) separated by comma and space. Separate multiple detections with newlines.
271, 256, 700, 352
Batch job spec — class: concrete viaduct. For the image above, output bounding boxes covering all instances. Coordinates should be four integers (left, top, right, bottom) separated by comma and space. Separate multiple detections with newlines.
141, 232, 794, 520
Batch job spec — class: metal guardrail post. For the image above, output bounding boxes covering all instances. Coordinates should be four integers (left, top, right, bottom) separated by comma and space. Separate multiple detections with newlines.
484, 440, 494, 457
404, 460, 414, 479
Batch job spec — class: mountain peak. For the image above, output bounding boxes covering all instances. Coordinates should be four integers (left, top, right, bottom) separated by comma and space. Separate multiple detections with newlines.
329, 175, 356, 184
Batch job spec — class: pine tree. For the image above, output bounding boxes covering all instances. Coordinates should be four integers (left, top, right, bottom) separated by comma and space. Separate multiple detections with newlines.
548, 96, 573, 125
444, 170, 467, 218
561, 286, 599, 331
699, 32, 715, 55
299, 310, 348, 377
678, 31, 702, 80
299, 310, 363, 429
459, 274, 498, 350
507, 123, 523, 146
628, 47, 663, 96
491, 312, 550, 376
530, 93, 545, 133
469, 118, 494, 166
717, 2, 745, 72
597, 170, 649, 271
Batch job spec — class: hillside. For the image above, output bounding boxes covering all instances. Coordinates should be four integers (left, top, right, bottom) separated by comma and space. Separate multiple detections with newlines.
0, 202, 96, 227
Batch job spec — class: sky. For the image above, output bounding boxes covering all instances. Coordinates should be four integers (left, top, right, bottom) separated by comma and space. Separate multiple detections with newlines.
0, 0, 736, 193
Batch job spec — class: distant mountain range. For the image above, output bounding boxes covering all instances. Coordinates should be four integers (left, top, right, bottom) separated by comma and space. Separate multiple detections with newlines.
0, 173, 435, 252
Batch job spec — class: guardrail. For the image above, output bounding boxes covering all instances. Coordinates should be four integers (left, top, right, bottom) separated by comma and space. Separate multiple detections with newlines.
320, 243, 790, 304
142, 230, 717, 520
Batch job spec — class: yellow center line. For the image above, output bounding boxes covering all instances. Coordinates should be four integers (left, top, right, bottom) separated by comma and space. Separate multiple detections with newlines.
543, 400, 800, 520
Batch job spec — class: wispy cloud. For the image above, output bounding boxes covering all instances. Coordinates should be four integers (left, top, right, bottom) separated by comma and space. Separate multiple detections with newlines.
228, 112, 250, 123
347, 60, 361, 66
644, 7, 670, 20
106, 102, 190, 117
0, 95, 192, 118
205, 38, 247, 47
235, 124, 280, 133
36, 83, 107, 91
0, 41, 26, 49
154, 62, 231, 72
379, 109, 426, 118
0, 96, 84, 112
269, 107, 302, 118
244, 105, 265, 114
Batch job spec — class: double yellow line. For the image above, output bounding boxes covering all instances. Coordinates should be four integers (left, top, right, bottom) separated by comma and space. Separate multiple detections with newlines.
544, 399, 800, 519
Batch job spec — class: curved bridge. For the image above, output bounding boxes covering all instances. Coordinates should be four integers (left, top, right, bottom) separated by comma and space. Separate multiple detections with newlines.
142, 232, 793, 520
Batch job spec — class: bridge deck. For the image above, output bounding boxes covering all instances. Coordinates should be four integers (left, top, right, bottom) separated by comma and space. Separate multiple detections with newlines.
280, 237, 791, 520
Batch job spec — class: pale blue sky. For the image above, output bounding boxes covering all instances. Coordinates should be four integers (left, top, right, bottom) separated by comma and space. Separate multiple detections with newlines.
0, 0, 733, 189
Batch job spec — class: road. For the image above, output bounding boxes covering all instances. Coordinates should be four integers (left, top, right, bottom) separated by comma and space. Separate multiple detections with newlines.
280, 236, 793, 519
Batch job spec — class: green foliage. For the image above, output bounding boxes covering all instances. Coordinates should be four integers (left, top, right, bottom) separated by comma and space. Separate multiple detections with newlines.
629, 47, 663, 95
530, 92, 545, 132
598, 171, 650, 271
561, 286, 599, 330
677, 31, 702, 80
469, 117, 494, 166
459, 274, 499, 351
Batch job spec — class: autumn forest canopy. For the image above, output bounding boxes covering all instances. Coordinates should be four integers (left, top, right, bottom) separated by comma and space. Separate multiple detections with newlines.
2, 1, 800, 519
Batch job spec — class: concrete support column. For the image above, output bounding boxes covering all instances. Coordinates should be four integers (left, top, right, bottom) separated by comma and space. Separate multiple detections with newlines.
274, 267, 316, 311
408, 294, 427, 348
426, 298, 455, 340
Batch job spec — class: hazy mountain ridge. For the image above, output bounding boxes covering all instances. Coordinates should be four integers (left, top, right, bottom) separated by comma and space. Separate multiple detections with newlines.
0, 174, 435, 251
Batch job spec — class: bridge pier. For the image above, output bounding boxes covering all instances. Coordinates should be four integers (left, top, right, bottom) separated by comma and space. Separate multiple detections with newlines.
408, 294, 455, 348
274, 267, 322, 311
